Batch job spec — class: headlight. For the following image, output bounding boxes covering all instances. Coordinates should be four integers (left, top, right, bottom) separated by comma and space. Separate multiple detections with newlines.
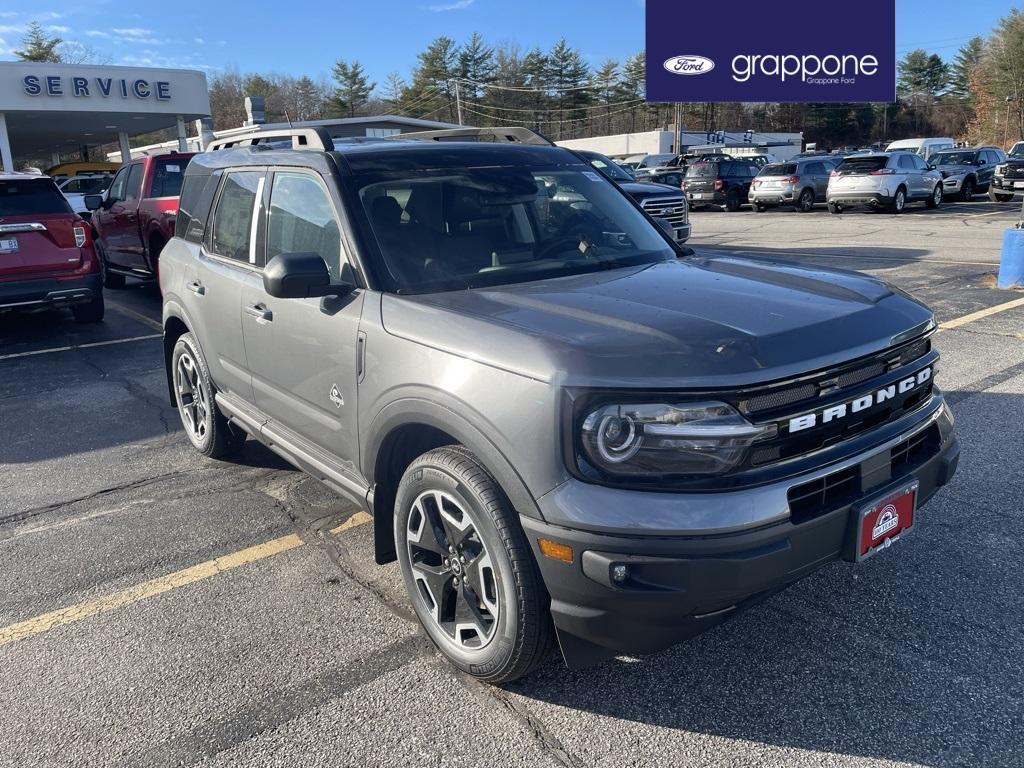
578, 401, 775, 479
997, 164, 1007, 175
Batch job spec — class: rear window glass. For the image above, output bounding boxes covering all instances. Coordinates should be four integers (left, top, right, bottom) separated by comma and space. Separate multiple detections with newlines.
836, 157, 887, 174
760, 164, 797, 176
0, 179, 73, 216
151, 157, 190, 198
685, 163, 719, 177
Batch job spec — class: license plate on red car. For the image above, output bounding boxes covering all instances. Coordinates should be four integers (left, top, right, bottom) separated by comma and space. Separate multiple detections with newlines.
855, 482, 917, 562
0, 237, 17, 253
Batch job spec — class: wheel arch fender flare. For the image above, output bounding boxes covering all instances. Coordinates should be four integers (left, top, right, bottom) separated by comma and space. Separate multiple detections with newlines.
162, 298, 202, 405
364, 396, 545, 564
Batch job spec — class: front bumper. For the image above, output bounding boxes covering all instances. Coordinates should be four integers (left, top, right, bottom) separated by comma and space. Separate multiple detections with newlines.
673, 223, 691, 243
0, 272, 101, 311
526, 398, 958, 666
992, 176, 1023, 193
941, 175, 965, 193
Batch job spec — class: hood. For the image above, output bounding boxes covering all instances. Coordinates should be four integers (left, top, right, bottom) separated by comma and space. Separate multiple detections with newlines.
618, 181, 682, 198
380, 256, 933, 389
938, 164, 974, 177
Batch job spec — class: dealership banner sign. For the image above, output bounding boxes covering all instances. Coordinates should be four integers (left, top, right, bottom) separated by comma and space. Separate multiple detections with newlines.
645, 0, 896, 103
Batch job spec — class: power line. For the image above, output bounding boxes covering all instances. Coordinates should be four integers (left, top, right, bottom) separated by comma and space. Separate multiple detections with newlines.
461, 97, 645, 114
456, 77, 611, 94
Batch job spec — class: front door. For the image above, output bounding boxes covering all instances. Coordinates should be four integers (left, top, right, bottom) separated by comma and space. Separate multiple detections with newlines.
109, 162, 145, 267
240, 169, 364, 478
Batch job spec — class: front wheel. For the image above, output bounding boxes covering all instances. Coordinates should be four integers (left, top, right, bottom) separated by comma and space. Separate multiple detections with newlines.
171, 332, 245, 459
926, 184, 942, 209
96, 239, 125, 289
960, 178, 976, 202
395, 446, 554, 684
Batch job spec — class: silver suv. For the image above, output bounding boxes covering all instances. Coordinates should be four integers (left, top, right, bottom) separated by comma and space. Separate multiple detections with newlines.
160, 127, 958, 683
749, 157, 839, 212
827, 152, 943, 213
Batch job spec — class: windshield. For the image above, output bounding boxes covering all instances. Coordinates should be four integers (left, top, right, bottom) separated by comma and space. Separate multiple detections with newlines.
348, 164, 674, 294
0, 179, 72, 216
584, 153, 634, 182
933, 152, 977, 166
640, 153, 676, 168
60, 177, 109, 194
1010, 143, 1024, 158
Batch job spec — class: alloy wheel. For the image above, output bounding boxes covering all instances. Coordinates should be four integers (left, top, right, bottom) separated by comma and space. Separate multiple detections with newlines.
174, 351, 209, 442
406, 490, 500, 651
895, 190, 906, 212
934, 186, 943, 206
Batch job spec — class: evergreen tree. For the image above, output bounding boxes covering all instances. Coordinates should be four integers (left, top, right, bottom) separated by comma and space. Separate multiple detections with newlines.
331, 60, 375, 118
14, 21, 62, 63
402, 36, 459, 121
457, 32, 495, 101
544, 39, 592, 139
950, 37, 985, 100
898, 49, 949, 102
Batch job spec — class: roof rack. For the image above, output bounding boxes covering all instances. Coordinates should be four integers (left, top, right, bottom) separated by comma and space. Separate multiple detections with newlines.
393, 126, 554, 146
206, 127, 334, 152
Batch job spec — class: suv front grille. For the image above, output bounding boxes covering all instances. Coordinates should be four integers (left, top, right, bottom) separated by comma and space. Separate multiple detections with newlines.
641, 196, 688, 226
1003, 165, 1024, 179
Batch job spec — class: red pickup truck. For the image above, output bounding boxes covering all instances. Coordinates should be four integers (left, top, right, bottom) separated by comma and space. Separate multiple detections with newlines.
88, 153, 194, 288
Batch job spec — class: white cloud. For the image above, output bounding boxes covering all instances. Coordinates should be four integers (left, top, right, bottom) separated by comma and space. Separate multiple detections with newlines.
194, 37, 204, 44
49, 25, 70, 32
427, 0, 474, 10
111, 27, 154, 37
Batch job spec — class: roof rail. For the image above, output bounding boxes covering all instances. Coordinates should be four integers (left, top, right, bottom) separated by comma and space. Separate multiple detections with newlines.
206, 127, 335, 152
394, 126, 554, 146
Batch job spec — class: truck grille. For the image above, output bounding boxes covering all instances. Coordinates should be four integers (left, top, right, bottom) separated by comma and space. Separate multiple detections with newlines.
640, 196, 688, 226
1002, 164, 1024, 179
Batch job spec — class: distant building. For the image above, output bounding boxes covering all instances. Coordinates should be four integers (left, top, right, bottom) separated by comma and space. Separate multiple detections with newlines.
557, 129, 804, 162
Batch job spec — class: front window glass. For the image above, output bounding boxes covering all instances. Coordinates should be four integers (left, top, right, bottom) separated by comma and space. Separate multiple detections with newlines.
267, 172, 342, 279
1009, 143, 1024, 158
124, 164, 145, 201
933, 152, 977, 166
348, 164, 674, 294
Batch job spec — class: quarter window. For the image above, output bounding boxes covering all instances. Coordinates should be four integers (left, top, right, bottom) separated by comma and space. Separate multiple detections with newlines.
210, 171, 263, 263
898, 155, 916, 170
266, 172, 343, 279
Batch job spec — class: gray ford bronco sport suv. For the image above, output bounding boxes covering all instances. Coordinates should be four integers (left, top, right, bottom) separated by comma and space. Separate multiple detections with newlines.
161, 126, 959, 683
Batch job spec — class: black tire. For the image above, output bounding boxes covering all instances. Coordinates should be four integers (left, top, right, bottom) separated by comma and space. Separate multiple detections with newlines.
724, 188, 742, 212
72, 293, 104, 323
991, 190, 1014, 202
828, 202, 843, 214
891, 186, 907, 214
753, 203, 767, 212
926, 184, 942, 209
960, 177, 976, 202
97, 239, 125, 289
394, 445, 554, 684
798, 188, 815, 212
171, 332, 245, 459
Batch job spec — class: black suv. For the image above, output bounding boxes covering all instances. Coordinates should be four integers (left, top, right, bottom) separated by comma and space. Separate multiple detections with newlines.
684, 159, 760, 211
990, 141, 1024, 201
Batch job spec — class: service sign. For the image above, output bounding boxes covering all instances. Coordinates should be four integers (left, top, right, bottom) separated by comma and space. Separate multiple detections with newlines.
645, 0, 896, 103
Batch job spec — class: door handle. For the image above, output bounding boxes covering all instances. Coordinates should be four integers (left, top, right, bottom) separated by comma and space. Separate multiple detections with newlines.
244, 303, 273, 322
187, 280, 205, 296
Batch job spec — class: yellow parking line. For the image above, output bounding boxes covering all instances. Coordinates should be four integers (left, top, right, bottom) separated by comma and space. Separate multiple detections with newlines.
330, 511, 372, 534
939, 297, 1024, 330
0, 334, 161, 361
0, 534, 303, 648
107, 301, 163, 332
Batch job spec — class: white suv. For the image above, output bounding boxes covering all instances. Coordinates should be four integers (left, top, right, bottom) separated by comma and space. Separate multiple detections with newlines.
827, 153, 943, 214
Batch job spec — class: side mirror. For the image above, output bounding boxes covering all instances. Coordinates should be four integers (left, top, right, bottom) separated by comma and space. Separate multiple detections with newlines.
83, 194, 103, 211
653, 217, 676, 238
263, 252, 352, 299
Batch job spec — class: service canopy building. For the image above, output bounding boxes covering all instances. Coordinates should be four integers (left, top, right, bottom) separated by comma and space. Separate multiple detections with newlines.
0, 61, 210, 171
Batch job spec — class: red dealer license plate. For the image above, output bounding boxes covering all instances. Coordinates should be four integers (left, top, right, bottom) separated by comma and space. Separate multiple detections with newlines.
855, 482, 918, 562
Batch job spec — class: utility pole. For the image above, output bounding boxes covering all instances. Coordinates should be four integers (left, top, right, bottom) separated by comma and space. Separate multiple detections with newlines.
673, 102, 683, 154
1005, 95, 1017, 147
454, 80, 463, 126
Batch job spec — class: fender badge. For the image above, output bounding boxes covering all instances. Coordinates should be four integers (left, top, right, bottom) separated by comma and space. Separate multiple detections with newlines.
329, 384, 344, 408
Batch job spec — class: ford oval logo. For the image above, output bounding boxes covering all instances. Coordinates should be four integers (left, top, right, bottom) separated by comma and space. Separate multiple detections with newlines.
663, 55, 715, 76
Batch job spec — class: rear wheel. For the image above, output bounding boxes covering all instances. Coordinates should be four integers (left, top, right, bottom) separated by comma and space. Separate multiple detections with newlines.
891, 187, 907, 214
97, 239, 125, 289
960, 177, 976, 202
926, 184, 942, 209
828, 202, 843, 214
171, 332, 245, 459
72, 293, 104, 323
395, 446, 554, 684
724, 188, 742, 212
753, 203, 767, 212
992, 190, 1014, 202
798, 188, 815, 213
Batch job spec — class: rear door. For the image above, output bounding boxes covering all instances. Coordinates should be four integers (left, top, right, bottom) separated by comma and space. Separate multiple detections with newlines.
805, 162, 828, 199
897, 154, 922, 197
193, 170, 265, 403
240, 168, 364, 474
0, 178, 84, 280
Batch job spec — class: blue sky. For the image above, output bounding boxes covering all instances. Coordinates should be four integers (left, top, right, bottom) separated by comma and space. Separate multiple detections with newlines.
0, 0, 1018, 88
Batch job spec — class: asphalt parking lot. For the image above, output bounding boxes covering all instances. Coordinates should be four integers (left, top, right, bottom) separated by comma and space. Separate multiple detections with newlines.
2, 200, 1023, 768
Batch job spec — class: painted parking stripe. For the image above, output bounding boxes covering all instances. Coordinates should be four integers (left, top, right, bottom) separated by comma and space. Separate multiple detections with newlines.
0, 334, 161, 361
331, 511, 372, 534
939, 296, 1024, 330
0, 534, 304, 648
107, 301, 163, 331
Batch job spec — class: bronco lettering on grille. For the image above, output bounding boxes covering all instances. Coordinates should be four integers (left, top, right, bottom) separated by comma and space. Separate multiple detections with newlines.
788, 368, 932, 433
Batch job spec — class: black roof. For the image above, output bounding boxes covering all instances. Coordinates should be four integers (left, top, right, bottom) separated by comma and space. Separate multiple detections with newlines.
187, 140, 583, 177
